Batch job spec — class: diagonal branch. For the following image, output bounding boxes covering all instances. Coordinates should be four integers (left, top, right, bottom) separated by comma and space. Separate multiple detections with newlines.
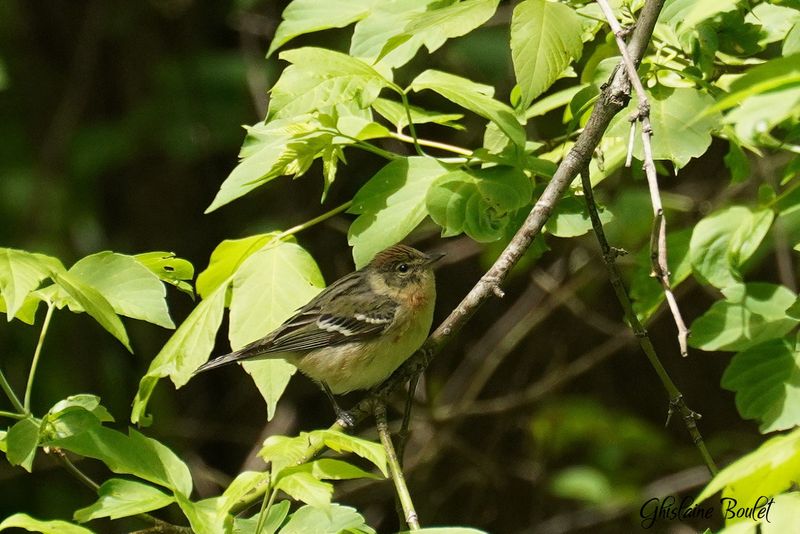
596, 0, 690, 356
579, 167, 717, 476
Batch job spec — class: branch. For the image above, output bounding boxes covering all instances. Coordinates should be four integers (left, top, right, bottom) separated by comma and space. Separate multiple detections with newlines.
596, 0, 690, 356
375, 402, 420, 530
579, 167, 717, 476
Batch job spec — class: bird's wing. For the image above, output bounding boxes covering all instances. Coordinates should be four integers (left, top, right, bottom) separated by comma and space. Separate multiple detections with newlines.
262, 292, 399, 353
193, 272, 396, 374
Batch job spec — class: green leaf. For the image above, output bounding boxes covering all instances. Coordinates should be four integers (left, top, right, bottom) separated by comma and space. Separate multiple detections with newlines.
608, 87, 720, 168
268, 0, 375, 57
279, 504, 375, 534
74, 478, 174, 522
52, 271, 131, 352
206, 117, 337, 212
131, 283, 227, 425
0, 248, 62, 321
311, 429, 388, 476
696, 427, 800, 504
69, 252, 175, 328
42, 395, 114, 441
0, 430, 7, 453
234, 501, 290, 534
176, 493, 230, 534
279, 458, 382, 483
276, 471, 333, 508
350, 0, 438, 70
398, 529, 488, 534
722, 338, 800, 433
689, 206, 775, 289
689, 283, 800, 352
229, 240, 325, 419
784, 23, 800, 55
725, 84, 800, 146
426, 166, 533, 242
348, 157, 451, 268
0, 514, 94, 534
196, 233, 277, 299
269, 48, 391, 120
372, 98, 463, 130
259, 433, 319, 478
409, 70, 526, 147
376, 0, 499, 68
744, 3, 800, 45
545, 194, 613, 238
711, 55, 800, 114
525, 84, 587, 119
220, 471, 270, 513
134, 252, 195, 298
511, 0, 584, 108
48, 426, 193, 495
762, 492, 800, 533
6, 417, 39, 472
724, 138, 751, 183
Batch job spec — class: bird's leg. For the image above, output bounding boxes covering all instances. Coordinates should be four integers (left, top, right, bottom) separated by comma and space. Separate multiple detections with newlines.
321, 382, 356, 428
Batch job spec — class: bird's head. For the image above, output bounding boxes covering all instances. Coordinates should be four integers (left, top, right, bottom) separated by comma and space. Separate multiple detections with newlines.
367, 244, 444, 292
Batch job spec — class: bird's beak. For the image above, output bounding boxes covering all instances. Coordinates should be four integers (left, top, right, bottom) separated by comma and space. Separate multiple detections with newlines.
424, 251, 446, 265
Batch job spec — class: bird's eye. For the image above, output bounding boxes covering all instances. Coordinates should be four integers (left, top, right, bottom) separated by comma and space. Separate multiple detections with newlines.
397, 263, 409, 273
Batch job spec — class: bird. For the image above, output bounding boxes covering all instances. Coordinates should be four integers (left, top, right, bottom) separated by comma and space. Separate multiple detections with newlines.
194, 244, 443, 425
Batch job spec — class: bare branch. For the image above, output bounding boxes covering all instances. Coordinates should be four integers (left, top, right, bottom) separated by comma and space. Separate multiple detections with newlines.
596, 0, 690, 356
579, 167, 717, 476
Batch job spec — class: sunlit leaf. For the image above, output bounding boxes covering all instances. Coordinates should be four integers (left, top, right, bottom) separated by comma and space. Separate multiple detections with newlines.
74, 478, 174, 522
48, 426, 193, 495
69, 252, 175, 329
229, 240, 325, 420
409, 70, 525, 147
690, 283, 800, 352
0, 514, 93, 534
0, 248, 62, 321
348, 157, 451, 267
511, 0, 584, 108
131, 284, 227, 425
52, 271, 131, 352
722, 337, 800, 433
279, 504, 375, 534
6, 417, 39, 472
426, 166, 533, 242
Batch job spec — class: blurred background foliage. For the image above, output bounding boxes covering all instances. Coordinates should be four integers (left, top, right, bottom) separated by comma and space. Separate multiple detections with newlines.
0, 0, 787, 532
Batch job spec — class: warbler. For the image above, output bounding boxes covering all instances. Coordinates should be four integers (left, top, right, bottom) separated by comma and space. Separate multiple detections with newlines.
194, 244, 443, 423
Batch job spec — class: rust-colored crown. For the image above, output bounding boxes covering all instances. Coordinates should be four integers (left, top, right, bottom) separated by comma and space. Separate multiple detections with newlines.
369, 244, 426, 269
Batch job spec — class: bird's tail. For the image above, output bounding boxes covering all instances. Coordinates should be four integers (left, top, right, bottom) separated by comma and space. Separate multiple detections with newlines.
193, 350, 246, 375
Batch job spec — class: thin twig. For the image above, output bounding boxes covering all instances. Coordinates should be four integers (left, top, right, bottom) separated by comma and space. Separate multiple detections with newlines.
375, 402, 420, 530
579, 167, 717, 476
24, 302, 54, 411
596, 0, 690, 356
396, 375, 419, 467
0, 368, 25, 414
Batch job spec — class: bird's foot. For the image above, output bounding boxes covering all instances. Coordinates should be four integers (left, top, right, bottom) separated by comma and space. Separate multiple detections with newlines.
335, 408, 357, 429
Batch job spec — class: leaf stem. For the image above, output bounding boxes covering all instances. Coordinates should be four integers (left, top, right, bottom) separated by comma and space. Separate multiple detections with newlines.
375, 402, 420, 530
387, 132, 473, 156
0, 368, 25, 414
255, 485, 277, 534
278, 200, 353, 240
0, 410, 25, 420
399, 91, 426, 157
24, 302, 54, 411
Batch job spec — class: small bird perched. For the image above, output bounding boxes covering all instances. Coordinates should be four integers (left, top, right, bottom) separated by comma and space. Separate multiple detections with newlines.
194, 244, 443, 424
